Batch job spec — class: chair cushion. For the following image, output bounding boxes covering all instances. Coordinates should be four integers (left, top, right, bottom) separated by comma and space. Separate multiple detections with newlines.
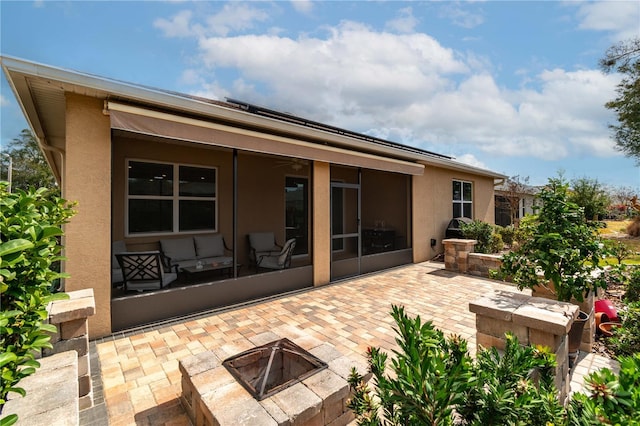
249, 232, 278, 252
160, 238, 196, 262
112, 240, 127, 269
194, 235, 225, 258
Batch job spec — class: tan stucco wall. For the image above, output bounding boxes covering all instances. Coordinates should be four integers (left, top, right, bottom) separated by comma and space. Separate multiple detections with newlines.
63, 94, 112, 338
313, 161, 330, 286
412, 165, 495, 263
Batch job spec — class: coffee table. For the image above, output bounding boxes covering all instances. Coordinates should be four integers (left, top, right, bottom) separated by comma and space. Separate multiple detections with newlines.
180, 262, 241, 280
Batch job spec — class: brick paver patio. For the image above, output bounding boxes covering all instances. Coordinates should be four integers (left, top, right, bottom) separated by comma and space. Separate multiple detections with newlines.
81, 261, 619, 425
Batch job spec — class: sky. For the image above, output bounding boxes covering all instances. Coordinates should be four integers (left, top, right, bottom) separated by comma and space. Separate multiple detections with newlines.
1, 0, 639, 191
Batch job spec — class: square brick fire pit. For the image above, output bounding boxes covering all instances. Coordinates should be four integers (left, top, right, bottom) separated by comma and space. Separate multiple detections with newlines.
179, 326, 370, 426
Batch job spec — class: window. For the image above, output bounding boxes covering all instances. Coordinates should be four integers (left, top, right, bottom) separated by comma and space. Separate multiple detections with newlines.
453, 180, 472, 218
127, 160, 217, 235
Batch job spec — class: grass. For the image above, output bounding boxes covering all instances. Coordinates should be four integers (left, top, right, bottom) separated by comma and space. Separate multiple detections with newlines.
600, 219, 640, 264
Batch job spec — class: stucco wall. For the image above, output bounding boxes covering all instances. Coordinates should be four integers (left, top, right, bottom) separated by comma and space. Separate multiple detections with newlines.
412, 165, 495, 263
313, 161, 331, 286
63, 94, 112, 338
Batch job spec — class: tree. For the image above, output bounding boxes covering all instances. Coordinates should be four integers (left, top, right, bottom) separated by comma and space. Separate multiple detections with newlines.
600, 38, 640, 162
499, 177, 607, 303
499, 175, 531, 226
569, 177, 610, 220
0, 129, 56, 192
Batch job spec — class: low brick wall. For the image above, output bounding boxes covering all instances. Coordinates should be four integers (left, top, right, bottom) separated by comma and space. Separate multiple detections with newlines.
3, 289, 96, 424
468, 252, 502, 277
3, 351, 79, 425
469, 291, 578, 403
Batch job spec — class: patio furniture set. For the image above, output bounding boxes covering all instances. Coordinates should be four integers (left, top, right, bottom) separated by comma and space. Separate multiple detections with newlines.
112, 232, 297, 292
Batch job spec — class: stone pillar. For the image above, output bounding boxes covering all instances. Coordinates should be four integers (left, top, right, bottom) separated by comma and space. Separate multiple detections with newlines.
44, 289, 96, 410
313, 161, 331, 287
532, 284, 595, 353
469, 290, 578, 403
443, 239, 477, 273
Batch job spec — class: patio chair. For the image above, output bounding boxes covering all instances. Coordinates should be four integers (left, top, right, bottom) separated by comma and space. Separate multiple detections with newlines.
116, 251, 177, 292
248, 232, 282, 270
256, 239, 296, 271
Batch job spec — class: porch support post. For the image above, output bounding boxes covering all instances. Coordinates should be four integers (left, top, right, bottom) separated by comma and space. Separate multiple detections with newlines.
63, 93, 112, 338
312, 161, 331, 286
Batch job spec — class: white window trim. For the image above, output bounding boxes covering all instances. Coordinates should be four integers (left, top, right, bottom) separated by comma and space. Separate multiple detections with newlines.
125, 159, 218, 236
453, 179, 473, 219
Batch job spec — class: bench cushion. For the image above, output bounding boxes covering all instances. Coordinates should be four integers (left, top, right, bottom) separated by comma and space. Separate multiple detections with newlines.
194, 235, 225, 258
161, 237, 197, 262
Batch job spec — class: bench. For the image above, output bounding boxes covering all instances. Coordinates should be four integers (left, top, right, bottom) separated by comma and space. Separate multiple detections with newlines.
160, 235, 233, 272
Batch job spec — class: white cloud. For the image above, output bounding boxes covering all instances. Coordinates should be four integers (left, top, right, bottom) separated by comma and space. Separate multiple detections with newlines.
0, 95, 9, 107
156, 4, 270, 38
385, 7, 419, 34
159, 12, 623, 162
574, 1, 640, 41
291, 0, 313, 15
438, 3, 484, 29
154, 10, 194, 38
204, 3, 269, 36
455, 153, 487, 169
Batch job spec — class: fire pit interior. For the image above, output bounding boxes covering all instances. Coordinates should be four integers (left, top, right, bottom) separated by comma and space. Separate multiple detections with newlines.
222, 337, 328, 400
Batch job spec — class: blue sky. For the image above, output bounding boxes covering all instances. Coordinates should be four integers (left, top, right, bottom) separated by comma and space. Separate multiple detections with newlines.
1, 0, 639, 190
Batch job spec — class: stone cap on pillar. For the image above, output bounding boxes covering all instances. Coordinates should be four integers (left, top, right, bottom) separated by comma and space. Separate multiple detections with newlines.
48, 289, 96, 324
469, 290, 578, 336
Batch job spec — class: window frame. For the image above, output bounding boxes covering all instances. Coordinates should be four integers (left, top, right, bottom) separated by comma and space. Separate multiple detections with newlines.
125, 159, 218, 236
452, 179, 473, 219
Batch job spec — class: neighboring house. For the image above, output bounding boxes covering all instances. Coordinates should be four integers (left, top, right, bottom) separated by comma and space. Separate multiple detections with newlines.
2, 56, 505, 337
494, 181, 539, 227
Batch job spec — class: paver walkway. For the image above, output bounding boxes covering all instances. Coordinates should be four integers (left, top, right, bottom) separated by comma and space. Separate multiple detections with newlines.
83, 261, 619, 425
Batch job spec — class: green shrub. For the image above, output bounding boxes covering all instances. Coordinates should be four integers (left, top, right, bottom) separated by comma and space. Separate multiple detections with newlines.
607, 301, 640, 357
348, 305, 472, 425
347, 304, 639, 425
0, 185, 75, 424
570, 354, 640, 425
624, 267, 640, 303
348, 307, 568, 425
496, 224, 516, 247
458, 334, 565, 425
461, 220, 501, 254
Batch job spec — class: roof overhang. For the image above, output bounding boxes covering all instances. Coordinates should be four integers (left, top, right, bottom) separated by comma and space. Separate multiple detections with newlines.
1, 55, 506, 181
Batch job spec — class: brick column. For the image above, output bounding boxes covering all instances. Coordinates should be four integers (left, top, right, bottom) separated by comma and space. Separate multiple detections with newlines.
44, 289, 96, 410
469, 291, 578, 403
532, 284, 595, 353
443, 239, 477, 273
